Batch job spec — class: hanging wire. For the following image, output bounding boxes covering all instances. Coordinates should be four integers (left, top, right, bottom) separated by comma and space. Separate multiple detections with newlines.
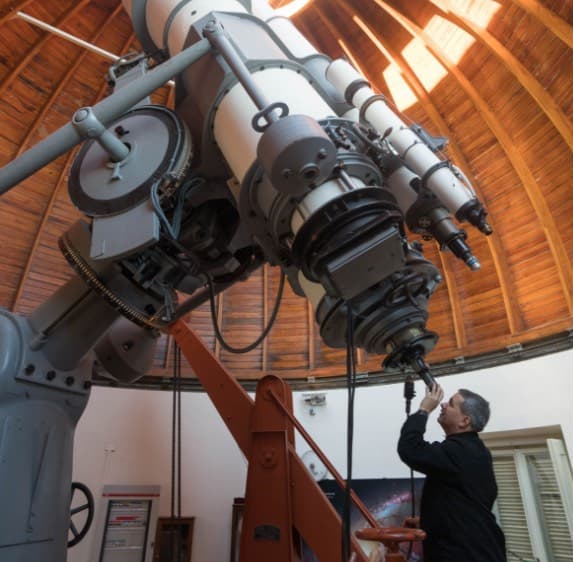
150, 176, 207, 279
342, 304, 357, 561
176, 345, 182, 556
207, 269, 286, 354
150, 178, 205, 241
403, 375, 416, 561
170, 348, 176, 519
170, 342, 183, 562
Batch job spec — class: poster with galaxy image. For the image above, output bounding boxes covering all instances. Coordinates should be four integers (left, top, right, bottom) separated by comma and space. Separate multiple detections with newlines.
301, 478, 425, 562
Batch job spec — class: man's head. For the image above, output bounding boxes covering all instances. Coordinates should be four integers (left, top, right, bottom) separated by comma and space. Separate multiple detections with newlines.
438, 388, 490, 435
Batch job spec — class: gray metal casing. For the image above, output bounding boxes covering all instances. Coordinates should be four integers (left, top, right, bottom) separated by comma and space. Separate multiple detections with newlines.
0, 310, 92, 562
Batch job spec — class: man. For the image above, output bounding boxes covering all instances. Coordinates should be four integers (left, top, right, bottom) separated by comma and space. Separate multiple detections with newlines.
397, 384, 506, 562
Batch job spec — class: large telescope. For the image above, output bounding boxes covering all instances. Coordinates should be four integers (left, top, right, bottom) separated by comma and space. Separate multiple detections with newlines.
111, 0, 490, 374
0, 2, 493, 559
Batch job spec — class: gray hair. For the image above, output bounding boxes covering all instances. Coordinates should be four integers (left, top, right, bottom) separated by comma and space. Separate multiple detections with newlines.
458, 389, 491, 432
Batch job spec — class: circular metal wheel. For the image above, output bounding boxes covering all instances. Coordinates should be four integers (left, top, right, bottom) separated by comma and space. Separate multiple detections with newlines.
68, 482, 95, 548
68, 105, 192, 217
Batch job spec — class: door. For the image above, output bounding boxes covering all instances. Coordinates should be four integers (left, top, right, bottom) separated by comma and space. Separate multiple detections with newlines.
152, 517, 194, 562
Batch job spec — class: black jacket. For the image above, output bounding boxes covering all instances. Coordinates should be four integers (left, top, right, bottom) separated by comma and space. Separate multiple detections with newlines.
397, 411, 506, 562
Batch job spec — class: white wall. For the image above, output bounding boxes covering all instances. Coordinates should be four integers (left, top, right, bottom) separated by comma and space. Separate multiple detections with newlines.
70, 347, 573, 562
70, 388, 249, 562
294, 348, 573, 478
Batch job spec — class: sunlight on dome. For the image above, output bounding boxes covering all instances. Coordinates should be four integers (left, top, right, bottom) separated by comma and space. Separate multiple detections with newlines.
383, 64, 418, 111
275, 0, 313, 17
430, 0, 502, 28
383, 0, 500, 112
423, 16, 475, 63
352, 14, 420, 112
402, 38, 448, 91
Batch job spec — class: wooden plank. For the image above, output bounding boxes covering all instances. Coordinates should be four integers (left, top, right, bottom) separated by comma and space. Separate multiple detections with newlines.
437, 252, 465, 349
0, 0, 34, 26
161, 314, 570, 381
372, 0, 572, 315
10, 150, 75, 310
10, 21, 136, 312
510, 0, 573, 48
307, 298, 315, 370
215, 292, 224, 358
14, 2, 125, 158
430, 0, 573, 150
313, 3, 380, 89
0, 0, 91, 99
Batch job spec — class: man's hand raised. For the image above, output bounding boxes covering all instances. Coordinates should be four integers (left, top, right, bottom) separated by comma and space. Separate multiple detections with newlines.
419, 384, 444, 414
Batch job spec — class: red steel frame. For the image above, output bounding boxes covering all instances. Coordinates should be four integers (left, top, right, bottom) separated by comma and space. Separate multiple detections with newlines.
170, 319, 372, 562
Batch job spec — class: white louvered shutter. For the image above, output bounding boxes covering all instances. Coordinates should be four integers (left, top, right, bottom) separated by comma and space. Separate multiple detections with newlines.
491, 439, 573, 562
492, 453, 537, 561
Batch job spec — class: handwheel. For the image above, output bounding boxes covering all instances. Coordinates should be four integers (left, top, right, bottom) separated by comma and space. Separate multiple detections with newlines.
68, 482, 94, 548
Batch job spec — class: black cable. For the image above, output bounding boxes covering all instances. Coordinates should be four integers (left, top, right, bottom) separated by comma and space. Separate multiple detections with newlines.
342, 304, 357, 562
170, 342, 183, 562
170, 343, 177, 560
403, 375, 416, 561
207, 270, 285, 354
403, 376, 416, 519
408, 467, 416, 520
176, 344, 182, 562
150, 176, 207, 281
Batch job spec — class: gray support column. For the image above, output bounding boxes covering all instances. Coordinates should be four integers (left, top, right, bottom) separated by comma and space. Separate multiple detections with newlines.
0, 309, 92, 562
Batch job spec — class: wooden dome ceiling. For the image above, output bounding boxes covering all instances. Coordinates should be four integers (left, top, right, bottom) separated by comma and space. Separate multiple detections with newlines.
0, 0, 571, 388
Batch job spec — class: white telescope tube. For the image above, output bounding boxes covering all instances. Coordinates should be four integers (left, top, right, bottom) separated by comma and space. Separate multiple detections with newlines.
267, 17, 319, 59
121, 0, 249, 55
386, 166, 419, 214
214, 68, 334, 182
326, 59, 474, 215
123, 0, 333, 182
122, 0, 334, 184
250, 0, 276, 20
123, 0, 318, 58
290, 176, 369, 235
155, 0, 248, 56
234, 1, 320, 59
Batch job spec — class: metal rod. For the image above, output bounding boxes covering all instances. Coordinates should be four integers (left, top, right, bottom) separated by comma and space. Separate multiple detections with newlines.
0, 38, 212, 195
203, 21, 275, 118
17, 11, 121, 61
268, 389, 380, 529
16, 11, 175, 88
72, 107, 131, 162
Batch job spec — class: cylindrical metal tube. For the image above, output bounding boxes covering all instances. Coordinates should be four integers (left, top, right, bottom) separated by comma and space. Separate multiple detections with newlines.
386, 166, 420, 214
326, 59, 475, 215
290, 176, 369, 235
267, 16, 318, 58
203, 22, 273, 115
213, 69, 333, 182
